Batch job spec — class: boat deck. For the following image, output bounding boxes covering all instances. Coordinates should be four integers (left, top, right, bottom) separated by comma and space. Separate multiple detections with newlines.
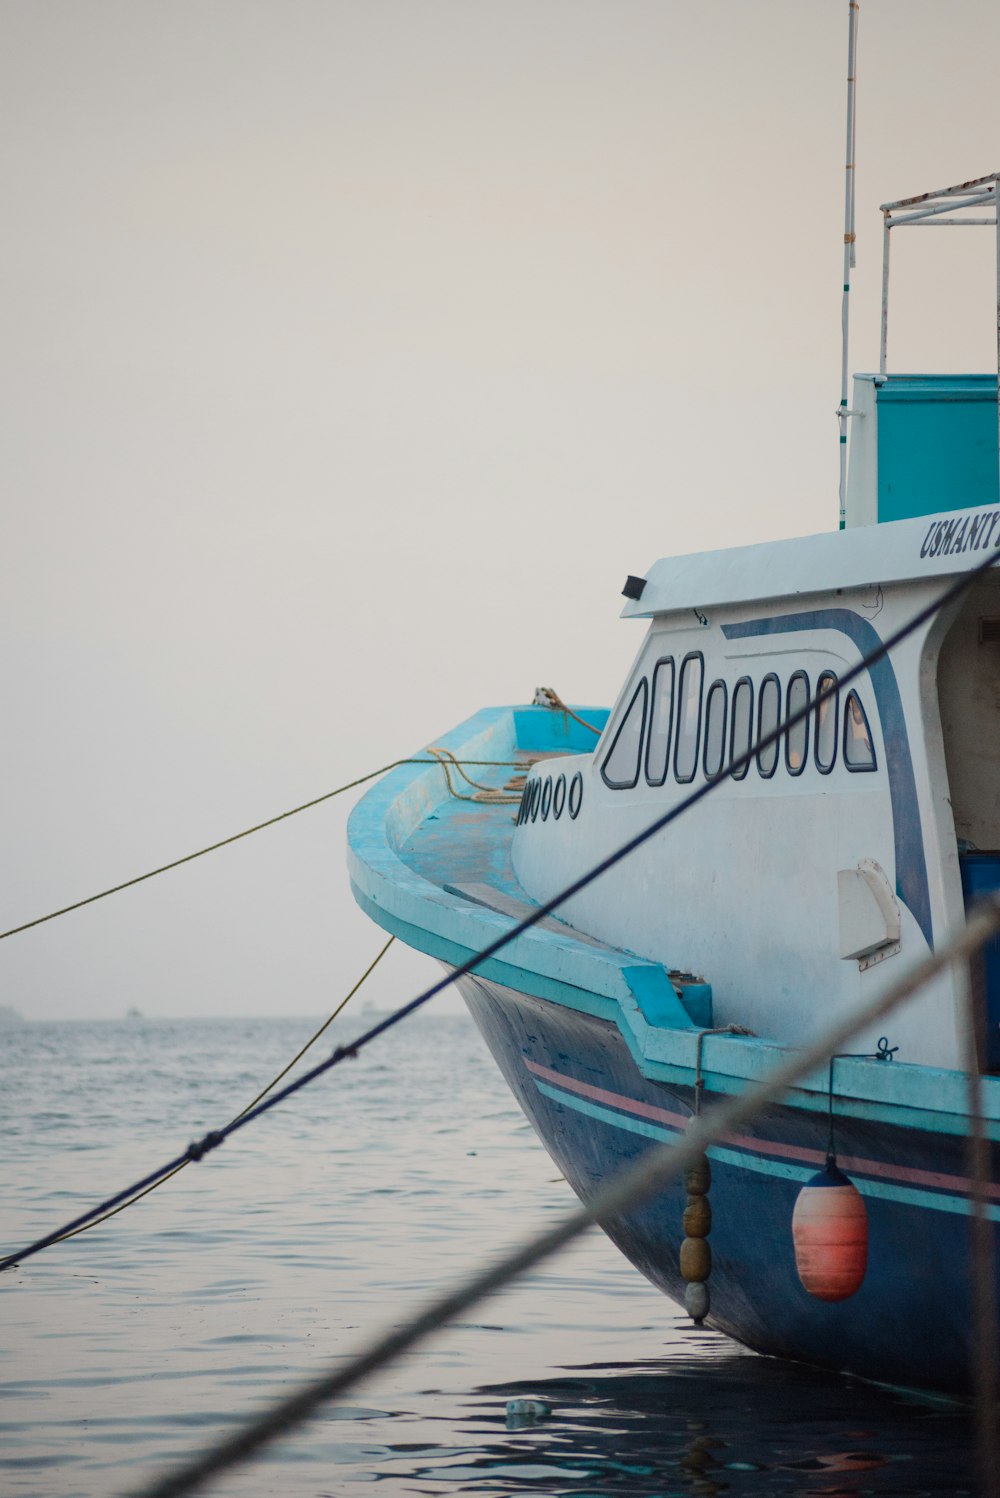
398, 747, 616, 950
346, 702, 994, 1131
347, 703, 704, 1025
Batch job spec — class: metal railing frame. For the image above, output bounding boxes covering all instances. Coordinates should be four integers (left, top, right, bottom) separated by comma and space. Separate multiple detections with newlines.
878, 173, 1000, 488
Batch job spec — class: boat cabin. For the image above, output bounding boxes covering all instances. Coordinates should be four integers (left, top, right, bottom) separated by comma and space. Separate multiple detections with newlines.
512, 174, 1000, 1074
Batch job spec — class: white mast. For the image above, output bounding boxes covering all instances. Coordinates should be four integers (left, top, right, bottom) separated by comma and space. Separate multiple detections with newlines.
838, 0, 859, 530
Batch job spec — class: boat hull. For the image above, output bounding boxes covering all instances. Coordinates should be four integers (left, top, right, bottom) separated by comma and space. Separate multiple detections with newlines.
458, 969, 994, 1393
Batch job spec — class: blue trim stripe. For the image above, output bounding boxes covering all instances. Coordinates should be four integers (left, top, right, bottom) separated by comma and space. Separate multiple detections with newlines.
533, 1079, 1000, 1221
721, 609, 932, 947
534, 1080, 674, 1144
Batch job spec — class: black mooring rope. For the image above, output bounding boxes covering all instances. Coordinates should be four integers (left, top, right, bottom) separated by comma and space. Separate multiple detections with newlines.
41, 937, 396, 1252
3, 543, 996, 1276
128, 900, 1000, 1498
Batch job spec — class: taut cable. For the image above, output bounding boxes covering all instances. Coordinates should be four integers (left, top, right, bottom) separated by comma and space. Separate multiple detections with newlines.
36, 938, 396, 1253
4, 544, 998, 1274
127, 900, 1000, 1498
0, 762, 522, 943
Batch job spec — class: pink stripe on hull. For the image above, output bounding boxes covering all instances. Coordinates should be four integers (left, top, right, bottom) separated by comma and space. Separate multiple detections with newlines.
524, 1057, 1000, 1201
525, 1058, 689, 1129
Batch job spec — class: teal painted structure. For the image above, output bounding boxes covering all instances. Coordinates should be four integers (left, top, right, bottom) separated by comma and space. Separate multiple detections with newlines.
877, 374, 999, 521
346, 703, 1000, 1141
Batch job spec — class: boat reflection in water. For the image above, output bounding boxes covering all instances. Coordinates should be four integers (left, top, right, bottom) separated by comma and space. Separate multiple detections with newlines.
383, 1351, 970, 1495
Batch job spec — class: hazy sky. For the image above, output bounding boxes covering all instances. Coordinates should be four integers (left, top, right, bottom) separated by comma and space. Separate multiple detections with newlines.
4, 0, 1000, 1020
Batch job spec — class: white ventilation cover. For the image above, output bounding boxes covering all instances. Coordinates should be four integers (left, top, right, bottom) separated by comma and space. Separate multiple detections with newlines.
838, 859, 902, 967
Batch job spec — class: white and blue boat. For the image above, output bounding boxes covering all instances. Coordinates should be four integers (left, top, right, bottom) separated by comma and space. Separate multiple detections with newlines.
347, 170, 1000, 1393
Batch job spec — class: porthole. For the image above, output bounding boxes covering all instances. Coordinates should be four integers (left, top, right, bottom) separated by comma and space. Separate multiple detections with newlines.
540, 777, 553, 820
568, 771, 583, 818
516, 785, 529, 825
785, 671, 810, 777
529, 778, 541, 821
844, 690, 877, 772
703, 679, 728, 780
674, 653, 705, 784
729, 677, 754, 780
645, 657, 675, 786
601, 678, 649, 790
552, 773, 566, 819
757, 673, 781, 779
815, 671, 839, 774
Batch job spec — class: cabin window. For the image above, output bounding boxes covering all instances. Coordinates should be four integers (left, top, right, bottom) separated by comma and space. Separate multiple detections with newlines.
785, 671, 810, 776
756, 673, 781, 778
815, 671, 839, 773
645, 657, 675, 786
674, 653, 704, 783
601, 678, 648, 789
703, 680, 728, 779
844, 690, 877, 772
729, 677, 754, 780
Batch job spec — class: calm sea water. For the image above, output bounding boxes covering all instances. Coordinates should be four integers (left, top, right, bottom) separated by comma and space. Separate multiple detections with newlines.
1, 1011, 975, 1497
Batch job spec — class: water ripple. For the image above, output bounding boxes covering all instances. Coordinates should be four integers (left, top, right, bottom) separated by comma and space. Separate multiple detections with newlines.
1, 1012, 975, 1496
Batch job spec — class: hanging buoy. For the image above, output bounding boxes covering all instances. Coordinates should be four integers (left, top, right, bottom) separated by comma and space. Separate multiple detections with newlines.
792, 1160, 868, 1302
681, 1154, 712, 1322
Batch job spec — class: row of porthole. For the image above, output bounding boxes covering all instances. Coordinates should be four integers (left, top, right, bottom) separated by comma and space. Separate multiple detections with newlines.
516, 770, 584, 825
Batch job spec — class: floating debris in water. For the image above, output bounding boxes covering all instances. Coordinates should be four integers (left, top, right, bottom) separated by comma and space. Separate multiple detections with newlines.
505, 1397, 552, 1429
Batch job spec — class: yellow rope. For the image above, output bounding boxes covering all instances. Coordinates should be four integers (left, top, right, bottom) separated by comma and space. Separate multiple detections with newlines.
40, 937, 396, 1249
425, 749, 475, 802
428, 747, 497, 794
0, 743, 531, 1248
427, 747, 526, 805
0, 760, 523, 943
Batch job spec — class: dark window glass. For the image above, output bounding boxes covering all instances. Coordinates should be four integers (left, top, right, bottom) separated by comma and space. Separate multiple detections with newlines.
729, 677, 754, 780
785, 672, 810, 776
703, 680, 728, 779
645, 658, 675, 785
757, 674, 781, 778
601, 678, 648, 789
815, 671, 839, 773
844, 690, 877, 772
552, 773, 566, 819
674, 654, 704, 783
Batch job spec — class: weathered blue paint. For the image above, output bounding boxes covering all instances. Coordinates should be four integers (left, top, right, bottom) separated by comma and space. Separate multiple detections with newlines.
622, 965, 705, 1029
511, 705, 610, 753
462, 969, 1000, 1391
351, 883, 623, 1023
346, 709, 688, 1015
721, 609, 932, 948
348, 695, 1000, 1388
876, 374, 999, 523
533, 1075, 1000, 1222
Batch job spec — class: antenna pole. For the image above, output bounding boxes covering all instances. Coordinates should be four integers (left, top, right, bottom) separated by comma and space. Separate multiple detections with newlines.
995, 175, 1000, 496
839, 0, 860, 529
